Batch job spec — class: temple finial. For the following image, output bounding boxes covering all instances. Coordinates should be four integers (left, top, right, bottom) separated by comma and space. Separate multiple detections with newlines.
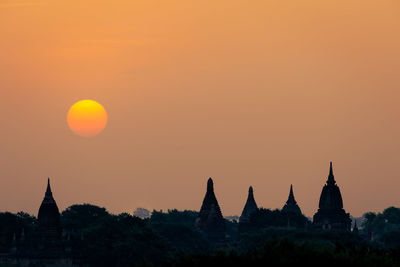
45, 178, 53, 198
327, 162, 335, 185
47, 178, 51, 191
248, 186, 254, 198
207, 177, 214, 192
287, 184, 295, 202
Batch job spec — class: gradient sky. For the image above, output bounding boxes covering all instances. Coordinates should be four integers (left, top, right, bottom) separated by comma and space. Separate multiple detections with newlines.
1, 0, 399, 218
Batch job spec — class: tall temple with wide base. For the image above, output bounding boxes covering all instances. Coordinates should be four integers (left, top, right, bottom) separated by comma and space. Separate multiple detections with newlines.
195, 178, 225, 235
239, 186, 258, 223
0, 179, 73, 266
282, 184, 302, 214
36, 178, 64, 256
313, 162, 351, 231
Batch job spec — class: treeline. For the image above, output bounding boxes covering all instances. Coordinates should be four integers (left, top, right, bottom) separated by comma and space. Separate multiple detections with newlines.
362, 207, 400, 248
1, 205, 400, 266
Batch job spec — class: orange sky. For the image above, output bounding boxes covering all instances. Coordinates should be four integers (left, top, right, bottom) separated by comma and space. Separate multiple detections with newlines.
0, 0, 399, 218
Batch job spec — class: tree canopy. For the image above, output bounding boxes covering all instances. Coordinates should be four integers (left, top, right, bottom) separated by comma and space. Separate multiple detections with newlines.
1, 205, 400, 266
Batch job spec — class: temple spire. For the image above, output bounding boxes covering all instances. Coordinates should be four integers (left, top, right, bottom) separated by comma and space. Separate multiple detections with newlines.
282, 184, 302, 214
207, 177, 214, 192
327, 161, 336, 185
42, 178, 55, 204
288, 184, 294, 202
46, 178, 52, 195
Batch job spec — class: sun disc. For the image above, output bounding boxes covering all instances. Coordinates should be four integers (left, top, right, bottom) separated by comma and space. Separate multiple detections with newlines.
67, 100, 108, 137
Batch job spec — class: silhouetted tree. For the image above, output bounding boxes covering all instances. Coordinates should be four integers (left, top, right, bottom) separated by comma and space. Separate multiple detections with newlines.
0, 212, 36, 252
362, 207, 400, 248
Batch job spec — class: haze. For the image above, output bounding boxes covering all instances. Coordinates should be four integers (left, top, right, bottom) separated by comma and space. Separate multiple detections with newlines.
0, 0, 399, 218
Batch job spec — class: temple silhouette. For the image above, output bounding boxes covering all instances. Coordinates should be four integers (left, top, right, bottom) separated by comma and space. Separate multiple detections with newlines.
197, 162, 352, 236
0, 162, 355, 265
282, 184, 302, 214
37, 179, 62, 250
239, 186, 258, 223
312, 162, 352, 231
195, 178, 226, 237
1, 179, 73, 266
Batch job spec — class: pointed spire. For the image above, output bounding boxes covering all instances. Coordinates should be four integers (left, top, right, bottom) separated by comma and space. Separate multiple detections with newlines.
42, 178, 55, 203
247, 186, 255, 201
289, 184, 294, 199
286, 184, 296, 204
46, 178, 52, 197
282, 184, 302, 214
207, 177, 214, 192
327, 162, 336, 185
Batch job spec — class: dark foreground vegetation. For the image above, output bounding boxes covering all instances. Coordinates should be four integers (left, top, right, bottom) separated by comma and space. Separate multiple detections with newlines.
1, 205, 400, 266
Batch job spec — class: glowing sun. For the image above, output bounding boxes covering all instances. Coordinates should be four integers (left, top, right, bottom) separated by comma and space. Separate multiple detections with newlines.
67, 100, 108, 137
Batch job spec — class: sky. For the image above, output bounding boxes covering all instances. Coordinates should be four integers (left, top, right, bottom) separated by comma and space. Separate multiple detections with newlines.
0, 0, 399, 218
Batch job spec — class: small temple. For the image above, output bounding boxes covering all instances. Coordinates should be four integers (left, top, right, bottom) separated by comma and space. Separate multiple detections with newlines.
313, 162, 351, 231
282, 184, 302, 214
195, 178, 225, 234
239, 186, 258, 223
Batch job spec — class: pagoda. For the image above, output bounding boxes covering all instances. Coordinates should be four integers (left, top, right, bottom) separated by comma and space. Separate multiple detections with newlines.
38, 178, 61, 235
282, 184, 302, 214
313, 162, 351, 231
239, 186, 258, 223
2, 179, 72, 266
195, 178, 225, 234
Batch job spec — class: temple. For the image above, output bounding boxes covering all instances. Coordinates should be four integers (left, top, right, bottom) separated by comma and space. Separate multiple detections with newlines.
0, 179, 73, 266
195, 178, 225, 234
313, 162, 351, 231
38, 178, 62, 243
239, 186, 258, 223
282, 184, 302, 214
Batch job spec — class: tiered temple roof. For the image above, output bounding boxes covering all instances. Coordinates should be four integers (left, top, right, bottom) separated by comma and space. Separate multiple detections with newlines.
282, 184, 302, 214
313, 162, 351, 231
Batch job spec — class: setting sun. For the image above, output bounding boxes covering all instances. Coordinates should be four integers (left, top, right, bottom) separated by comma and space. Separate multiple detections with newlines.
67, 100, 108, 137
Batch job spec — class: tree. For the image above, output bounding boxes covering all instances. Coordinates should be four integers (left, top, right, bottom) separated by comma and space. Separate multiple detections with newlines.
61, 204, 110, 231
